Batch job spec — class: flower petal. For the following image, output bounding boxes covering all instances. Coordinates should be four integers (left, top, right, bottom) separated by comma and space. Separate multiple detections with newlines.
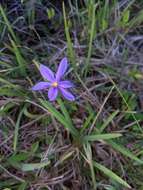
31, 82, 50, 91
59, 80, 74, 88
60, 87, 75, 101
40, 64, 55, 82
56, 57, 68, 81
48, 87, 58, 101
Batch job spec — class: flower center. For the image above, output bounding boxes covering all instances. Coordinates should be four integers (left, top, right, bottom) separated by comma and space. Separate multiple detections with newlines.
52, 82, 58, 87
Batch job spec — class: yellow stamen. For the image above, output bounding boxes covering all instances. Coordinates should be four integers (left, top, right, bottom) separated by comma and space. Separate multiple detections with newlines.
52, 82, 58, 87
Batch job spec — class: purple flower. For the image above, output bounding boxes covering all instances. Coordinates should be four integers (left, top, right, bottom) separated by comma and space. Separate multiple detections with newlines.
32, 57, 75, 101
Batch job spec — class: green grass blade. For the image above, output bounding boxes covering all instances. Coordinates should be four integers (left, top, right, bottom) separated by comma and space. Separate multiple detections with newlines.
99, 110, 119, 133
40, 99, 67, 126
84, 143, 96, 189
10, 39, 26, 76
107, 140, 143, 164
62, 2, 75, 68
13, 106, 25, 152
108, 76, 142, 132
0, 77, 17, 88
18, 182, 28, 190
0, 164, 25, 182
89, 86, 114, 134
83, 133, 122, 142
40, 99, 78, 136
0, 6, 26, 76
57, 98, 79, 136
93, 161, 131, 189
0, 5, 18, 42
57, 98, 73, 127
84, 3, 97, 75
21, 160, 50, 172
128, 9, 143, 30
81, 112, 95, 133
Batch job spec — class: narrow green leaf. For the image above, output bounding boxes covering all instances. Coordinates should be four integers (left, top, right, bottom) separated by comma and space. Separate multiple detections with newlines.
109, 76, 142, 132
57, 98, 73, 127
8, 153, 30, 163
10, 39, 26, 76
40, 99, 78, 136
128, 9, 143, 29
84, 143, 96, 189
18, 182, 28, 190
23, 106, 40, 119
107, 140, 143, 164
30, 141, 39, 154
93, 161, 131, 189
99, 110, 119, 132
47, 8, 55, 20
0, 77, 17, 87
57, 98, 78, 137
84, 133, 122, 142
84, 3, 97, 74
0, 5, 17, 42
122, 10, 130, 24
13, 106, 25, 151
81, 112, 95, 133
62, 2, 75, 67
21, 160, 50, 172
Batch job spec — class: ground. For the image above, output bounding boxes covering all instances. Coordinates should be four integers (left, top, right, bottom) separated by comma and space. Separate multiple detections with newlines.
1, 0, 143, 190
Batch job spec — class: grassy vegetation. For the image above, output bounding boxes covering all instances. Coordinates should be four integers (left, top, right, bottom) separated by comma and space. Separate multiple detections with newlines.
1, 0, 143, 189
